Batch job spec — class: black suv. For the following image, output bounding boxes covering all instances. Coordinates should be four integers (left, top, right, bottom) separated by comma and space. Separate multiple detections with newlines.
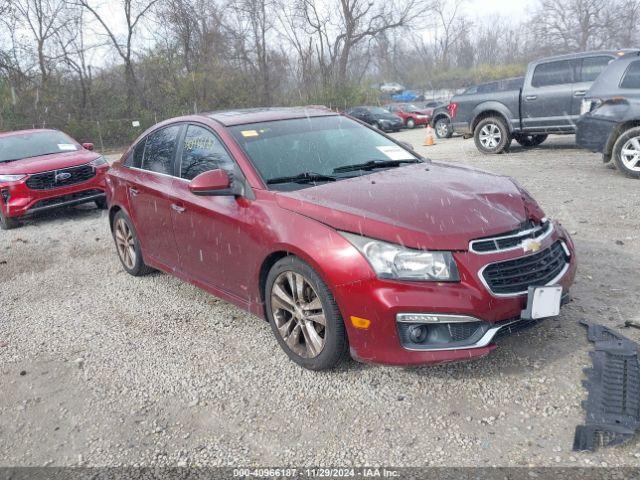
576, 54, 640, 178
346, 106, 404, 132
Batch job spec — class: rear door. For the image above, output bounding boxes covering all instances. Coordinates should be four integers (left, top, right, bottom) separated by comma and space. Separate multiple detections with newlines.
522, 59, 576, 132
571, 55, 615, 118
127, 124, 183, 268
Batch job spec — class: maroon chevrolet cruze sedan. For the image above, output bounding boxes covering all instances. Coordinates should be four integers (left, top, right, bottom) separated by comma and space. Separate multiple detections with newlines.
0, 129, 108, 229
106, 107, 576, 370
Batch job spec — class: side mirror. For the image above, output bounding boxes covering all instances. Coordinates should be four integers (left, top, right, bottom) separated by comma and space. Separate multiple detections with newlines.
188, 169, 241, 197
82, 143, 94, 151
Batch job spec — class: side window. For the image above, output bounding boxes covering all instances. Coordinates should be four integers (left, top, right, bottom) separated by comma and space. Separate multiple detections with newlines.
179, 125, 235, 180
141, 125, 181, 175
580, 56, 613, 82
620, 60, 640, 89
125, 140, 145, 167
531, 60, 574, 87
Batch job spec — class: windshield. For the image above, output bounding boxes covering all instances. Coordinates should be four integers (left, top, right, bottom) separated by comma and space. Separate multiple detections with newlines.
369, 107, 391, 115
229, 116, 418, 190
404, 104, 421, 112
0, 131, 78, 162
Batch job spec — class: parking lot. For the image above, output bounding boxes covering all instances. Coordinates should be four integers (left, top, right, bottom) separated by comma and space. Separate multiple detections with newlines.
1, 132, 639, 467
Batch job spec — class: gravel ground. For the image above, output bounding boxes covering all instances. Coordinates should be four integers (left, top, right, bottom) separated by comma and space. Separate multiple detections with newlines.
1, 133, 639, 467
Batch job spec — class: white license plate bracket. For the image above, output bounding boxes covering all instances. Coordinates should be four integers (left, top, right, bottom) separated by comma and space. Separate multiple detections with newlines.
521, 285, 563, 320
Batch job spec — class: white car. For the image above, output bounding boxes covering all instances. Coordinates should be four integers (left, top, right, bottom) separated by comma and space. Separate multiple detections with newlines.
380, 82, 405, 94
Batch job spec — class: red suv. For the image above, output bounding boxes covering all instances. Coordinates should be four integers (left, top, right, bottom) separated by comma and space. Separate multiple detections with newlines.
0, 129, 108, 229
106, 108, 576, 370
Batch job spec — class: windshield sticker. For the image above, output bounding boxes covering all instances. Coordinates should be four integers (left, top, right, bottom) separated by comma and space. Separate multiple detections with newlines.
57, 144, 77, 151
376, 145, 414, 161
241, 130, 259, 138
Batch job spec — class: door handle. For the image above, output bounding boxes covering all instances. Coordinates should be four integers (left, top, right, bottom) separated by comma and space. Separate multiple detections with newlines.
524, 95, 538, 101
171, 203, 186, 213
129, 187, 139, 196
574, 90, 586, 97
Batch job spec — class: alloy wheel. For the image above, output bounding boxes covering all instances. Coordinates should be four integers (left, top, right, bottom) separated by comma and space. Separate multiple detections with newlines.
436, 120, 448, 138
620, 136, 640, 172
114, 218, 136, 269
479, 123, 502, 149
270, 271, 326, 358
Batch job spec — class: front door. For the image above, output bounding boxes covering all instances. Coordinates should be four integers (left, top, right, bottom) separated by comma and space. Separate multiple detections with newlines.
127, 124, 182, 268
170, 124, 254, 299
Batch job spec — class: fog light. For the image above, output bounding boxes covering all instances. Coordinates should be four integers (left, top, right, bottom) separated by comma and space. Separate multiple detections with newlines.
407, 324, 428, 343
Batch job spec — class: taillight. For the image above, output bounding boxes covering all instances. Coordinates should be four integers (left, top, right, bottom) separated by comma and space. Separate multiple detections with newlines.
448, 103, 458, 119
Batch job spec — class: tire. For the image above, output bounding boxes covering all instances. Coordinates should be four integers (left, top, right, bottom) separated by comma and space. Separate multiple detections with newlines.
474, 116, 512, 154
111, 210, 154, 276
0, 210, 20, 230
612, 126, 640, 179
435, 118, 452, 139
514, 134, 548, 147
95, 197, 108, 210
265, 256, 348, 371
406, 118, 416, 129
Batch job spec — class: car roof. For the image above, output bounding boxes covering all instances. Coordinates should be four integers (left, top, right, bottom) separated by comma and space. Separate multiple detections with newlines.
532, 49, 638, 64
205, 106, 337, 126
0, 128, 60, 139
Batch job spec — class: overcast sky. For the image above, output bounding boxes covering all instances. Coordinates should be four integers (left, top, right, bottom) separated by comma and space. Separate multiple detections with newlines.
463, 0, 534, 19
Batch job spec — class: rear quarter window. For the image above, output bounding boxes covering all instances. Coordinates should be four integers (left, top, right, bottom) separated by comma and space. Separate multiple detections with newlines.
532, 60, 574, 87
620, 60, 640, 89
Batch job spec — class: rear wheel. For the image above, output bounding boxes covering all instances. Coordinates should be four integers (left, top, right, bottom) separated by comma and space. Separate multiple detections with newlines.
406, 118, 416, 129
265, 256, 348, 370
0, 210, 20, 230
111, 210, 154, 276
474, 117, 512, 154
613, 127, 640, 179
514, 134, 548, 147
435, 118, 452, 138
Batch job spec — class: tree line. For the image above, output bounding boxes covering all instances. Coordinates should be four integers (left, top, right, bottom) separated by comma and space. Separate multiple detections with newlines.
0, 0, 638, 148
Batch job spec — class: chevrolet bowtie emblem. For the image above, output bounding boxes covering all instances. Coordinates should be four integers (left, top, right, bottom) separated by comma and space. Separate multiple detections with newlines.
522, 239, 541, 253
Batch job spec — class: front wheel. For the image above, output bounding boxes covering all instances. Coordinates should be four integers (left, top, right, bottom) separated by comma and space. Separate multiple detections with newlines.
514, 134, 548, 147
435, 118, 452, 138
406, 118, 415, 129
265, 256, 348, 370
474, 117, 512, 154
613, 127, 640, 179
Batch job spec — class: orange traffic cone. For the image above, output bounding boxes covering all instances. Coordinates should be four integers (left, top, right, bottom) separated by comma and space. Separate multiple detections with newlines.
423, 125, 436, 146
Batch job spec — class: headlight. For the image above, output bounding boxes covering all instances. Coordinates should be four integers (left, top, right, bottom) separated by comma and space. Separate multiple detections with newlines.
89, 156, 107, 167
340, 232, 460, 281
0, 174, 26, 183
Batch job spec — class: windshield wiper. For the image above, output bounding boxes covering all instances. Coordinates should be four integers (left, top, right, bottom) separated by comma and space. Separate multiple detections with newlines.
266, 172, 337, 185
332, 159, 421, 174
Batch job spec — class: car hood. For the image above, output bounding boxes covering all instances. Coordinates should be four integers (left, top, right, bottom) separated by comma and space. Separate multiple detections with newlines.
0, 150, 99, 175
275, 163, 532, 250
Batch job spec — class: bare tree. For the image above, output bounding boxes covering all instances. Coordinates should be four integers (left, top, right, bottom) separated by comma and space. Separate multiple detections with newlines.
297, 0, 428, 86
75, 0, 159, 112
11, 0, 70, 84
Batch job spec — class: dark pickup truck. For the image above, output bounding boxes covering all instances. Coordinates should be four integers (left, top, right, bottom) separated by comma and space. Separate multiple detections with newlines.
450, 51, 635, 154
